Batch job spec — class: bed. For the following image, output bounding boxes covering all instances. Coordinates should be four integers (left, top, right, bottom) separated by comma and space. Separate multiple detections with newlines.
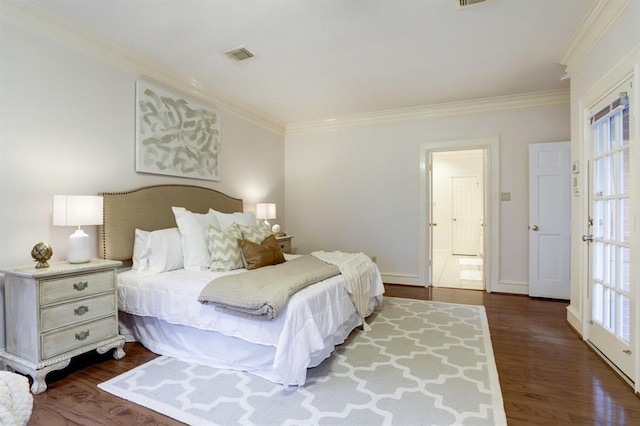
99, 184, 384, 386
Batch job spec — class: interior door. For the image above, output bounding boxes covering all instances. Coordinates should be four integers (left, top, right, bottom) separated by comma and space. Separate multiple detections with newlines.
452, 176, 480, 255
427, 153, 435, 286
585, 82, 634, 380
528, 142, 571, 299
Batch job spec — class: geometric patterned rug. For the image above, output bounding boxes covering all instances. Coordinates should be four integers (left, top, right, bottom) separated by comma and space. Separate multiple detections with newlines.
99, 297, 506, 425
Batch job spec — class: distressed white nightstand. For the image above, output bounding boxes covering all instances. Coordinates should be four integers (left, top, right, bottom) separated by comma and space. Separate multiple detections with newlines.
275, 235, 293, 254
0, 259, 125, 393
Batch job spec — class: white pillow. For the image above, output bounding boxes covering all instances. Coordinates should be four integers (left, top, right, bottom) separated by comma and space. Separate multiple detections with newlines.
132, 228, 183, 275
146, 228, 184, 274
132, 229, 150, 271
211, 209, 256, 229
172, 207, 220, 271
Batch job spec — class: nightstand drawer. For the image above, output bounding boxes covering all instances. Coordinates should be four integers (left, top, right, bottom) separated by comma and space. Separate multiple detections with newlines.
40, 293, 116, 332
41, 316, 117, 359
275, 236, 293, 254
40, 270, 114, 305
278, 240, 290, 252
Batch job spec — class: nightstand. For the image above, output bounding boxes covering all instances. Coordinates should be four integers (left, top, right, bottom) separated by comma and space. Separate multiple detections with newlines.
275, 235, 293, 254
0, 259, 125, 393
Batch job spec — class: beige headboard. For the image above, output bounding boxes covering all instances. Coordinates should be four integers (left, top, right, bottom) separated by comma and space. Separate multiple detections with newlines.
99, 184, 243, 261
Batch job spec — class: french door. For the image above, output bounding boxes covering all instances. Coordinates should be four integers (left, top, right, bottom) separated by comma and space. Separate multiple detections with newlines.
586, 79, 635, 380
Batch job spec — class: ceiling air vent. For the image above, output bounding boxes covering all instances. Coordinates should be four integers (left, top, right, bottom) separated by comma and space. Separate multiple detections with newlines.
224, 46, 255, 62
458, 0, 487, 7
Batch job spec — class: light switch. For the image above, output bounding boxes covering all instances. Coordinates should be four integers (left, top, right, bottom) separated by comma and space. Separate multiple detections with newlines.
500, 192, 511, 201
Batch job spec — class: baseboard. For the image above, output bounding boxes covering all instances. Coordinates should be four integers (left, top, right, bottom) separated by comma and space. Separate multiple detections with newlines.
384, 277, 533, 293
490, 281, 528, 295
381, 273, 422, 286
566, 305, 583, 338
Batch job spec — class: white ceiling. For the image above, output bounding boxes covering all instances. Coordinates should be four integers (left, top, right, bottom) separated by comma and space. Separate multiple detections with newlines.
15, 0, 594, 123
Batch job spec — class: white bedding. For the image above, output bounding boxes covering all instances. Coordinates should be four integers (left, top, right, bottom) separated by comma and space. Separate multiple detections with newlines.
117, 254, 384, 386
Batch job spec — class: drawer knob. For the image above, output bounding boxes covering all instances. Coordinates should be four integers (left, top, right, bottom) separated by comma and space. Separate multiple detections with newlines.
75, 330, 90, 341
74, 305, 89, 316
73, 281, 89, 291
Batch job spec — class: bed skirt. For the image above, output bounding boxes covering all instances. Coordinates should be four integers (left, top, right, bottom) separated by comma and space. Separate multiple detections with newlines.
118, 298, 374, 387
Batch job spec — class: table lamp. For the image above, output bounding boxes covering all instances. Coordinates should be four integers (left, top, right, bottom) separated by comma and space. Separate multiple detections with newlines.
256, 203, 276, 228
53, 195, 103, 263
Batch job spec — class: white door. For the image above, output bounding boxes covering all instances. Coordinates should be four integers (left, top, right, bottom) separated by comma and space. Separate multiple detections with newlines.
427, 153, 435, 285
585, 83, 635, 380
452, 176, 480, 255
528, 142, 571, 299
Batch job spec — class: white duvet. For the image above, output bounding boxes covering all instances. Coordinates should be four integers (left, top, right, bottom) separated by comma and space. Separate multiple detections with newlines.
117, 254, 384, 386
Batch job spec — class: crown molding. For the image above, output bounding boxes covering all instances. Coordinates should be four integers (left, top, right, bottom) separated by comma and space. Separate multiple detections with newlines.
0, 0, 286, 134
0, 0, 575, 137
286, 89, 570, 134
559, 0, 632, 76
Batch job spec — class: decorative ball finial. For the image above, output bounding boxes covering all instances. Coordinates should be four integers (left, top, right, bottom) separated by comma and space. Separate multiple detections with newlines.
31, 242, 53, 269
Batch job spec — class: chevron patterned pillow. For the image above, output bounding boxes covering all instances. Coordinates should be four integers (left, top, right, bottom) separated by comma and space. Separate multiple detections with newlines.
239, 224, 272, 244
206, 223, 244, 272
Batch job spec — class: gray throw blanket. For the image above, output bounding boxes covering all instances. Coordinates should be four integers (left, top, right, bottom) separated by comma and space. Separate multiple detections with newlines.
198, 255, 340, 320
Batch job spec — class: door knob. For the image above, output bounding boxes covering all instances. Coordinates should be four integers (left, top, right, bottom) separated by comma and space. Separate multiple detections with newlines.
582, 234, 593, 242
453, 218, 457, 221
531, 225, 539, 231
430, 223, 438, 227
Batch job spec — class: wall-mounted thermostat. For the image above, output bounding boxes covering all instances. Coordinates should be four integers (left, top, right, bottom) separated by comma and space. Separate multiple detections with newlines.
572, 161, 580, 174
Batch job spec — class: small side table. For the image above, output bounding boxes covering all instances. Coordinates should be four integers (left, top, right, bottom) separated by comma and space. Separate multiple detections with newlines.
0, 259, 125, 393
275, 235, 294, 254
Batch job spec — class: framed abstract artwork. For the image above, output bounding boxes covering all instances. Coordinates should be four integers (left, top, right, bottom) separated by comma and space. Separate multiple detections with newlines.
135, 80, 221, 181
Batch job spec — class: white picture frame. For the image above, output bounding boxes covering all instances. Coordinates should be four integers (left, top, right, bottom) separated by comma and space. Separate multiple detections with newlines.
135, 80, 221, 181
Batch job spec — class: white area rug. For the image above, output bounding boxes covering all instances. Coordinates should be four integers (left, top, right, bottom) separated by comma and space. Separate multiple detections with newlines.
99, 297, 506, 425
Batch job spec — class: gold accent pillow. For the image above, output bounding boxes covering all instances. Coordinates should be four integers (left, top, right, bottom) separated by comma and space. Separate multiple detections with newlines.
238, 235, 286, 270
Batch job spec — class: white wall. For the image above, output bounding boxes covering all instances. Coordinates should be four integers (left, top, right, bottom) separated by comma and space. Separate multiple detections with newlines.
0, 13, 285, 349
564, 0, 640, 390
285, 104, 570, 287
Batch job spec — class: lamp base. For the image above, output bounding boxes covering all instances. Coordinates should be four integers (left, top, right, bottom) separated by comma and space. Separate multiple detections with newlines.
68, 229, 92, 263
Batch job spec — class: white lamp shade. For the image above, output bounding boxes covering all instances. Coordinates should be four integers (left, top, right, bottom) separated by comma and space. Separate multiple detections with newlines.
53, 195, 103, 263
256, 203, 276, 220
53, 195, 103, 226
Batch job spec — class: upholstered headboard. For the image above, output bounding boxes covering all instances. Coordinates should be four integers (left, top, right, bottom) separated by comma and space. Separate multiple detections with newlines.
99, 184, 243, 261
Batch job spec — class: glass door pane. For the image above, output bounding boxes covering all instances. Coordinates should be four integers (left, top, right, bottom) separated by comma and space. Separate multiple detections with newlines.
587, 81, 635, 381
591, 109, 631, 344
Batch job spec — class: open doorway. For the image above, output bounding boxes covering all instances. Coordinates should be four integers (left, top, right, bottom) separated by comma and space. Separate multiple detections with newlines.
419, 136, 499, 292
431, 150, 485, 290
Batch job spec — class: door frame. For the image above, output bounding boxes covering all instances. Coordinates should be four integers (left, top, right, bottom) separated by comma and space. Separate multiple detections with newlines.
419, 136, 500, 291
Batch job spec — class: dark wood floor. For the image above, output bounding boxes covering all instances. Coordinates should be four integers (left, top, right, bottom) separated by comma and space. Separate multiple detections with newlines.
23, 285, 640, 425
